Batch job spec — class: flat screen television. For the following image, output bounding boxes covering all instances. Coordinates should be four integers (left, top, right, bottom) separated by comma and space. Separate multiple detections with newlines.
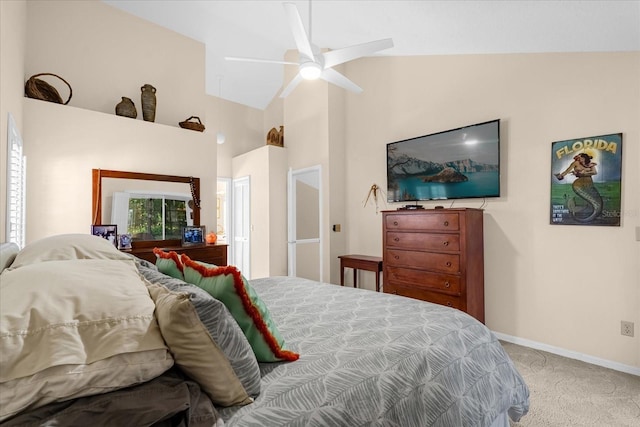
386, 119, 501, 203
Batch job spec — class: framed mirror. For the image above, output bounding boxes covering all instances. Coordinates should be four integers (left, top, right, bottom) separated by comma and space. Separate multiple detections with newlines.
92, 169, 200, 249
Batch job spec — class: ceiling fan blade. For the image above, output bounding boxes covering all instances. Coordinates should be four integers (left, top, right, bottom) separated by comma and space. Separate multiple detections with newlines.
225, 56, 297, 65
283, 2, 314, 61
320, 68, 362, 93
279, 73, 304, 98
322, 38, 394, 68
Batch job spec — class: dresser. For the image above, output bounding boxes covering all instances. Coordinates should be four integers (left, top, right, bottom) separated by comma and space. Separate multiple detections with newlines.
382, 208, 484, 323
123, 243, 228, 266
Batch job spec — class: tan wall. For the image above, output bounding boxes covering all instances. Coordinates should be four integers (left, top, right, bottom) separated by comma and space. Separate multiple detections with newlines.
267, 146, 289, 277
283, 64, 333, 282
212, 95, 263, 177
332, 52, 639, 368
25, 0, 205, 128
0, 0, 27, 243
232, 145, 288, 279
327, 85, 348, 285
23, 99, 215, 241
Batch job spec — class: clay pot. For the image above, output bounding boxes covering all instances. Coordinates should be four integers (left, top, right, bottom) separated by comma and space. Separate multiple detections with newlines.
115, 97, 137, 118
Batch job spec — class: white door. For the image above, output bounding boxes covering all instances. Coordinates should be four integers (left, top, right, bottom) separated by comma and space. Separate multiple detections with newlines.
288, 166, 322, 281
232, 176, 250, 277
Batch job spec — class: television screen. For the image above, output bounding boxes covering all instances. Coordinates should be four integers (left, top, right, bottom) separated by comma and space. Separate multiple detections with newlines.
386, 119, 501, 203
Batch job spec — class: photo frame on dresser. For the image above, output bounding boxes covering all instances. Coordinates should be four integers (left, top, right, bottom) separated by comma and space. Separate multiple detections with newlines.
118, 233, 132, 250
91, 224, 118, 247
182, 225, 205, 245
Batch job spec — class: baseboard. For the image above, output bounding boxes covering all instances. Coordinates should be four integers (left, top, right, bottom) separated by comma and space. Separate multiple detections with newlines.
494, 332, 640, 377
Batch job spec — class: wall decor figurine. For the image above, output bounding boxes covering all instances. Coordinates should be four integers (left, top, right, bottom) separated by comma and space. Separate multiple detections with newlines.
266, 125, 284, 147
24, 73, 72, 105
115, 96, 137, 118
550, 133, 622, 226
179, 116, 205, 132
141, 83, 157, 122
363, 183, 385, 214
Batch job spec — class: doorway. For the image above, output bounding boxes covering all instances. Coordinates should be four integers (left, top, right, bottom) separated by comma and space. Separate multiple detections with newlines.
288, 166, 322, 281
232, 176, 250, 278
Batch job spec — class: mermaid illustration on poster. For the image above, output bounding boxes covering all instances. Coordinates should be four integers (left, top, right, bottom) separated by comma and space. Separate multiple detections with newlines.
550, 133, 622, 226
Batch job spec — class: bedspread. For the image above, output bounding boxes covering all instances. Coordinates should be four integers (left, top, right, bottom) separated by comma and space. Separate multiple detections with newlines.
219, 276, 529, 427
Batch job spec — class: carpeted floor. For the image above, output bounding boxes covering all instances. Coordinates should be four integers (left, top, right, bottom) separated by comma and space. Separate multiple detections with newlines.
501, 341, 640, 426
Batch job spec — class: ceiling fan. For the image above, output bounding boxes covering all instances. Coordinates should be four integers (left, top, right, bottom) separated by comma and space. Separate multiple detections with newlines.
225, 2, 393, 98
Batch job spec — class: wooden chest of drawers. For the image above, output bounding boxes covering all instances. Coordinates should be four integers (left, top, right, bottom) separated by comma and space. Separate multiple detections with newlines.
124, 243, 228, 266
382, 208, 484, 323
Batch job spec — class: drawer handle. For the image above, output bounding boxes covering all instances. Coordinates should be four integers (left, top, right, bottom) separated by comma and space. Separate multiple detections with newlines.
394, 237, 400, 242
443, 221, 449, 227
443, 241, 449, 246
445, 261, 452, 267
393, 221, 399, 226
446, 301, 452, 307
444, 281, 451, 288
394, 255, 400, 260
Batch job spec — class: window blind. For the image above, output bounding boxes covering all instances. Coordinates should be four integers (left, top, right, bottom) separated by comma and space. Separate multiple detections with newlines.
6, 113, 26, 248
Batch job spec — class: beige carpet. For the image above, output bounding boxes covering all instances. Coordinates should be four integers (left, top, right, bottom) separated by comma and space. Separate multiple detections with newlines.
501, 341, 640, 426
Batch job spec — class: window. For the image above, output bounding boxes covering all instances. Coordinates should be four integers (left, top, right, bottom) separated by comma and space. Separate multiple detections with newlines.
6, 113, 26, 248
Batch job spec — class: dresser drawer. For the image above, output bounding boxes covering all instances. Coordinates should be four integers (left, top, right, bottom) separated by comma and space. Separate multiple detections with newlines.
386, 231, 460, 252
386, 266, 461, 294
179, 246, 226, 265
385, 249, 460, 274
130, 244, 228, 266
385, 282, 463, 310
385, 213, 460, 231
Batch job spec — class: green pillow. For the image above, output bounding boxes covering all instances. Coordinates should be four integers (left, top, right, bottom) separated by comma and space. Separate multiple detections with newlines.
181, 254, 299, 363
153, 248, 184, 280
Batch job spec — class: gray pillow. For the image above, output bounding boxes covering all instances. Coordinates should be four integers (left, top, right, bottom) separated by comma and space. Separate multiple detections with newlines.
136, 263, 261, 397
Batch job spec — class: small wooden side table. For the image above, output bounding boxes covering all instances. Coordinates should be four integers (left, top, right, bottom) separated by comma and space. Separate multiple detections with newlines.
338, 254, 383, 292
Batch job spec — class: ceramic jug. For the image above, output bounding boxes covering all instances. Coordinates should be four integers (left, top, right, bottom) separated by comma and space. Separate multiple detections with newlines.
141, 84, 156, 122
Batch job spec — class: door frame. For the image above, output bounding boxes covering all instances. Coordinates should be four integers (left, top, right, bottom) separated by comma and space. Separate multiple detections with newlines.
232, 175, 250, 278
287, 165, 322, 282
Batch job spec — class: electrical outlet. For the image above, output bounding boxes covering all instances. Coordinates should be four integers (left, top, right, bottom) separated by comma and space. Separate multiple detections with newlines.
621, 321, 634, 337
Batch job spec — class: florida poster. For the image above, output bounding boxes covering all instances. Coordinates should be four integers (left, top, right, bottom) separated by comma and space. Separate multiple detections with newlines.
550, 133, 622, 226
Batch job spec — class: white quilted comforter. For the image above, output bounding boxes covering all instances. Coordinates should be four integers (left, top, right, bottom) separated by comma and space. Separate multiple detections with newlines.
219, 276, 529, 426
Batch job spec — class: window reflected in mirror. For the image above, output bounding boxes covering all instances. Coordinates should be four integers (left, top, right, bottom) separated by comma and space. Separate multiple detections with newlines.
112, 192, 193, 241
101, 177, 194, 242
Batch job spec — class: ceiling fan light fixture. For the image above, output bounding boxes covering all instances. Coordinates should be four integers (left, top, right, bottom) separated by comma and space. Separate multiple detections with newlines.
299, 62, 322, 80
216, 131, 226, 145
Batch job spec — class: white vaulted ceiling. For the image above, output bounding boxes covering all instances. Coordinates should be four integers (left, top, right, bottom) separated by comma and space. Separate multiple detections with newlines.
103, 0, 640, 110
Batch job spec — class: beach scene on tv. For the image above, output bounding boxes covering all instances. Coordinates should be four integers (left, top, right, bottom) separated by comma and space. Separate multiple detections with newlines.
387, 120, 500, 202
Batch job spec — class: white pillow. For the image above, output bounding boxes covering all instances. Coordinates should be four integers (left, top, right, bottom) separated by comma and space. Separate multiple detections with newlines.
0, 258, 172, 421
8, 234, 131, 270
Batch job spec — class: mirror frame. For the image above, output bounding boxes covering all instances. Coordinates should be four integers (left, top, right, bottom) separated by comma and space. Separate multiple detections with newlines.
92, 169, 200, 249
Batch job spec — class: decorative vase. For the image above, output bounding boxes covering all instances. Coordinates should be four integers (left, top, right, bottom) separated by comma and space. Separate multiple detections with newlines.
140, 84, 156, 122
206, 232, 217, 244
115, 96, 137, 118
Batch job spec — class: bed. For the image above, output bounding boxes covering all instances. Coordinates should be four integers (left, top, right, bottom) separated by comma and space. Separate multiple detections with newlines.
0, 235, 529, 426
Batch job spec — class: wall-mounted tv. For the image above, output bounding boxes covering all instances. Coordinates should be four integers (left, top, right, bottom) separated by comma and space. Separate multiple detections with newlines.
386, 119, 501, 203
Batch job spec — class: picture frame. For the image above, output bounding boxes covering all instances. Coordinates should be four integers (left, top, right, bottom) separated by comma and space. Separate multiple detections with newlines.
550, 133, 622, 226
91, 224, 118, 247
119, 233, 132, 250
182, 225, 205, 245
